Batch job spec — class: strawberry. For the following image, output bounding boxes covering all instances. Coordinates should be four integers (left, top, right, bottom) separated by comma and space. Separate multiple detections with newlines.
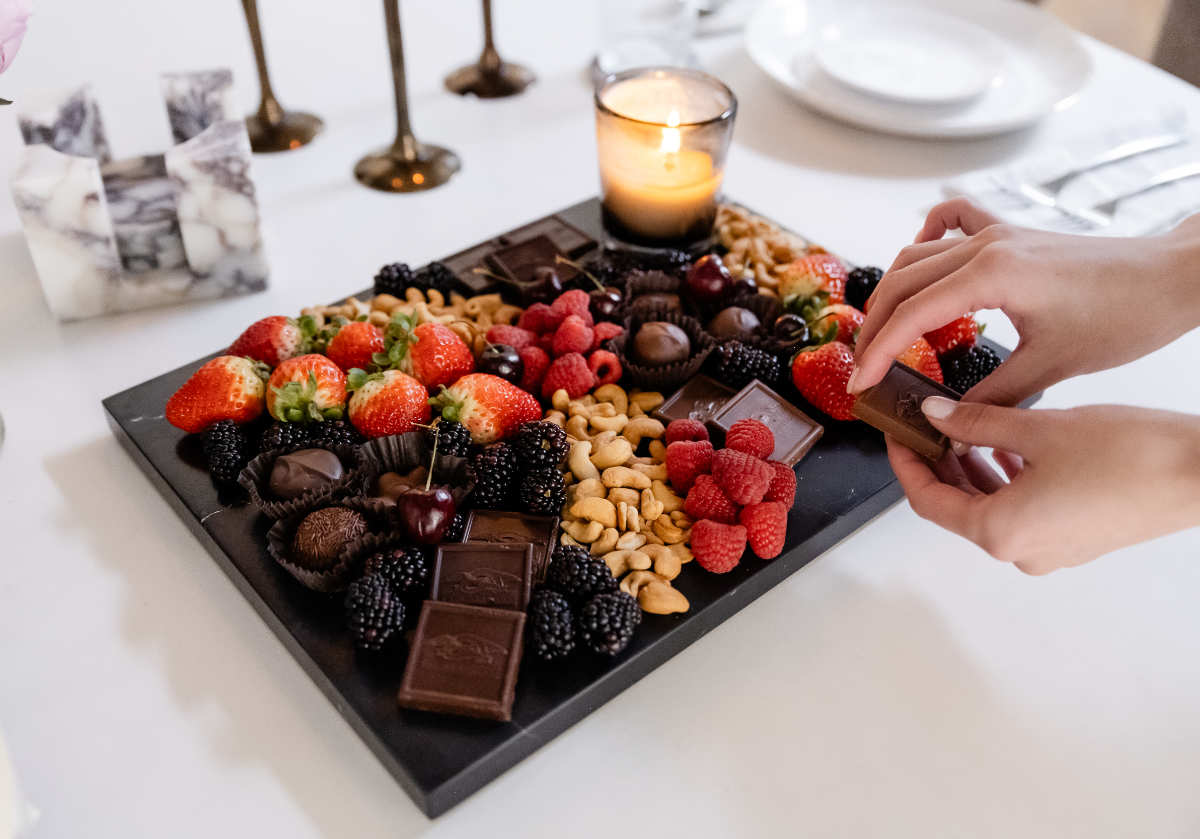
740, 501, 788, 559
790, 340, 856, 421
923, 314, 979, 357
691, 520, 747, 574
346, 369, 431, 439
809, 303, 864, 345
266, 354, 347, 423
376, 313, 475, 391
897, 336, 944, 383
228, 316, 315, 368
779, 254, 848, 310
165, 356, 268, 434
325, 320, 385, 372
431, 373, 543, 444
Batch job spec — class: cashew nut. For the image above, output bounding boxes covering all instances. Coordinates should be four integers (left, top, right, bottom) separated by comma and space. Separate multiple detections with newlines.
591, 438, 634, 470
543, 410, 567, 428
569, 496, 617, 528
616, 500, 629, 531
568, 441, 600, 481
560, 532, 581, 548
620, 569, 665, 598
604, 549, 652, 577
608, 487, 640, 509
640, 487, 665, 523
570, 477, 605, 502
669, 542, 693, 564
601, 466, 651, 490
631, 461, 669, 481
639, 580, 690, 615
593, 383, 629, 416
623, 512, 642, 540
623, 416, 665, 449
565, 414, 590, 442
630, 390, 665, 413
652, 517, 687, 544
652, 549, 681, 580
651, 480, 683, 513
590, 527, 619, 555
551, 389, 571, 413
589, 413, 629, 434
648, 439, 668, 461
563, 520, 604, 543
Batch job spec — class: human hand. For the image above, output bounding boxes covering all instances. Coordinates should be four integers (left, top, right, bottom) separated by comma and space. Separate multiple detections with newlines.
889, 398, 1200, 574
850, 198, 1200, 405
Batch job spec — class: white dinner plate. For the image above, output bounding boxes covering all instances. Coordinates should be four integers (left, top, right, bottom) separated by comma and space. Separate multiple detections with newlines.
745, 0, 1093, 138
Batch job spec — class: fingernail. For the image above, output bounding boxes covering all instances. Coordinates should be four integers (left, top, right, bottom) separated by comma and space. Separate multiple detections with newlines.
951, 439, 970, 456
846, 367, 861, 395
921, 395, 957, 420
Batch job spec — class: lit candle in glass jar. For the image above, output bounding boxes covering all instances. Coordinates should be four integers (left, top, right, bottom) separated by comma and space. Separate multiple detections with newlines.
595, 68, 737, 245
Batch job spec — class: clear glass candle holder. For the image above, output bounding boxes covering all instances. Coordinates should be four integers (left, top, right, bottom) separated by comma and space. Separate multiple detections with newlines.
594, 67, 736, 248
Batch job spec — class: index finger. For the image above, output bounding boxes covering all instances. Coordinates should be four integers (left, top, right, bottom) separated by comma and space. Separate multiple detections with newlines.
886, 436, 983, 542
915, 198, 1002, 243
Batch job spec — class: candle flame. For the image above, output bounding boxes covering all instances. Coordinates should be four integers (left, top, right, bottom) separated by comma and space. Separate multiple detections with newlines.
659, 109, 682, 155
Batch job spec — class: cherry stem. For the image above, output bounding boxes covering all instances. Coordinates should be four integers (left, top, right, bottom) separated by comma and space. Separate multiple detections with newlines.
472, 266, 507, 282
426, 425, 438, 491
555, 254, 601, 290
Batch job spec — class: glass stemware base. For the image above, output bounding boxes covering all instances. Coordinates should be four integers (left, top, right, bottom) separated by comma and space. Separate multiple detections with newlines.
245, 111, 324, 153
354, 143, 461, 192
445, 61, 535, 98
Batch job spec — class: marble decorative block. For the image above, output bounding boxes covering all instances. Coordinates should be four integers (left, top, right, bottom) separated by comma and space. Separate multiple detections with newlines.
10, 70, 269, 321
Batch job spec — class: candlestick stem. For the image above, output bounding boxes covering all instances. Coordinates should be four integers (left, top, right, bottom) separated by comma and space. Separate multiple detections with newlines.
444, 0, 535, 98
240, 0, 323, 152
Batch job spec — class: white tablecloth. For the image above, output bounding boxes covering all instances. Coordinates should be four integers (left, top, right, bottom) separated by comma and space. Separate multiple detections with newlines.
1, 1, 1198, 836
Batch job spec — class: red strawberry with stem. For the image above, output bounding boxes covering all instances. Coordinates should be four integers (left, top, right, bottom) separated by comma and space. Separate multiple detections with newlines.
346, 368, 432, 439
266, 354, 347, 423
431, 373, 543, 444
325, 320, 385, 372
923, 314, 980, 357
166, 356, 268, 434
375, 313, 475, 391
809, 303, 864, 345
779, 254, 848, 311
790, 340, 857, 421
897, 336, 944, 383
228, 315, 316, 368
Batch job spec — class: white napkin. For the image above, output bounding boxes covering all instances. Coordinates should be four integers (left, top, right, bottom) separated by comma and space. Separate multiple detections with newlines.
946, 108, 1200, 236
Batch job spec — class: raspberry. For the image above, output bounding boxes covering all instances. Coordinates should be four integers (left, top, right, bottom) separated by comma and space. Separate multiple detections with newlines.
691, 519, 747, 573
541, 352, 595, 400
664, 440, 713, 493
517, 302, 563, 334
740, 501, 787, 559
486, 324, 538, 351
665, 419, 709, 444
551, 289, 593, 326
588, 350, 623, 386
764, 460, 796, 507
725, 418, 774, 460
537, 332, 556, 355
518, 345, 551, 393
552, 314, 595, 356
712, 448, 772, 505
683, 474, 739, 524
592, 321, 625, 351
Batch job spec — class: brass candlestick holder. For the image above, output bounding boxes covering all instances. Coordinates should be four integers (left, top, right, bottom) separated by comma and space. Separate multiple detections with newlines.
240, 0, 323, 152
355, 0, 461, 192
444, 0, 535, 98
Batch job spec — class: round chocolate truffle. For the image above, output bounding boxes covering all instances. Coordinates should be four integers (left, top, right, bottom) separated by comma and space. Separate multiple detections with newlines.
633, 321, 691, 366
631, 292, 682, 314
707, 306, 762, 341
269, 448, 345, 499
292, 507, 367, 569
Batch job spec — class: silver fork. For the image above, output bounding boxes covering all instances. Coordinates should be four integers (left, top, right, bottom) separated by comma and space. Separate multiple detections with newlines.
1015, 132, 1187, 208
1075, 161, 1200, 226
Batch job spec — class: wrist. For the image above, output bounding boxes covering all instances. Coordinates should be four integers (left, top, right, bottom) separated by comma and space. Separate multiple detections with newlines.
1161, 215, 1200, 327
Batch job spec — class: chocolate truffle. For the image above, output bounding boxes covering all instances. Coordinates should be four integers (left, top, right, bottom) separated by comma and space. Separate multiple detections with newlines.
631, 292, 682, 314
633, 321, 691, 366
268, 448, 345, 499
707, 306, 761, 341
292, 507, 367, 569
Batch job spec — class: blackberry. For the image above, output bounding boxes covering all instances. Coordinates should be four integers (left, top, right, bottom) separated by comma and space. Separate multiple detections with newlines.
527, 589, 575, 661
344, 573, 405, 651
544, 545, 618, 603
428, 419, 472, 458
260, 421, 311, 453
412, 261, 462, 296
373, 262, 416, 298
517, 467, 566, 516
363, 546, 432, 600
712, 341, 782, 389
514, 421, 568, 470
845, 266, 883, 311
576, 592, 641, 656
472, 442, 519, 509
444, 511, 469, 542
203, 420, 251, 483
309, 419, 363, 449
941, 344, 1002, 394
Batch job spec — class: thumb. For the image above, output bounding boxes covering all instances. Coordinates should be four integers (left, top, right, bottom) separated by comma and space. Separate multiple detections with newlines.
920, 397, 1039, 455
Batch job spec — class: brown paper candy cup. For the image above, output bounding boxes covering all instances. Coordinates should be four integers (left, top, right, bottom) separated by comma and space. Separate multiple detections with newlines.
609, 311, 714, 394
703, 292, 784, 349
358, 432, 476, 506
266, 500, 388, 593
238, 443, 366, 520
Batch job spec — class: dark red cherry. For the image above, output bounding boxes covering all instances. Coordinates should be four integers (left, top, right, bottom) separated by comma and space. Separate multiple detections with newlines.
685, 254, 732, 303
398, 486, 457, 544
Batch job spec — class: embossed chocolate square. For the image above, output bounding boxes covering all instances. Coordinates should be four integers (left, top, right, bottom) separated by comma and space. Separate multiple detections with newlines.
463, 511, 557, 583
711, 380, 824, 467
397, 601, 525, 722
653, 374, 737, 425
851, 361, 962, 460
432, 542, 534, 611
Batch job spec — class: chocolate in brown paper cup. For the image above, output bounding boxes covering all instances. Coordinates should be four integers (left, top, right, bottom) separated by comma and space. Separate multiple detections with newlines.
703, 293, 783, 348
239, 443, 366, 520
625, 270, 686, 319
611, 311, 714, 393
266, 500, 384, 593
359, 432, 476, 506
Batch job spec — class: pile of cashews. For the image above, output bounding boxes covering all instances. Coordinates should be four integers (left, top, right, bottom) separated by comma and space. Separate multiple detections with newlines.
543, 383, 693, 616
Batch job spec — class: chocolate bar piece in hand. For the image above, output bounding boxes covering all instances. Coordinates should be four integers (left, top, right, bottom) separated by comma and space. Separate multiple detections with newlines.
852, 361, 962, 460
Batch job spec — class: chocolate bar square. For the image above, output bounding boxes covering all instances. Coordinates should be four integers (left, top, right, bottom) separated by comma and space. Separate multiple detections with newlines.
711, 380, 824, 467
463, 510, 558, 583
500, 215, 596, 258
397, 601, 525, 722
653, 374, 737, 425
432, 542, 534, 611
851, 361, 962, 460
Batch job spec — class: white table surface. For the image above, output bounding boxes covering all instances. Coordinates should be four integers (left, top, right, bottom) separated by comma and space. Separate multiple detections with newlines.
2, 1, 1199, 836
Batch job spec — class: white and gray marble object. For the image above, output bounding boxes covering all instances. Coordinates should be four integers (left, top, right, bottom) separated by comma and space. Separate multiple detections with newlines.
18, 85, 112, 163
9, 70, 268, 321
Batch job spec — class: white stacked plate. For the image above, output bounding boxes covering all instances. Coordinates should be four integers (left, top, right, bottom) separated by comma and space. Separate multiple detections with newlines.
745, 0, 1092, 138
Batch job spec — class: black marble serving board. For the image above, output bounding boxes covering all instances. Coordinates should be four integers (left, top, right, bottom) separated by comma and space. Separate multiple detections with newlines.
103, 198, 1011, 818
